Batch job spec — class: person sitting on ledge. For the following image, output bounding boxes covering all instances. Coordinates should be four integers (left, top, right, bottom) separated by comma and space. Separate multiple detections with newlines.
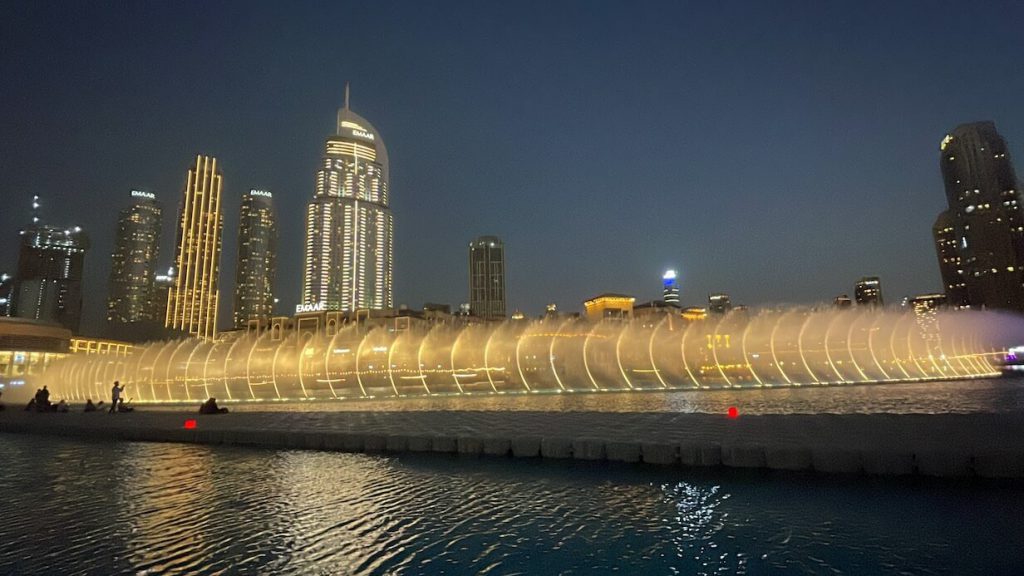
199, 398, 229, 414
25, 398, 36, 412
56, 399, 69, 413
84, 399, 97, 412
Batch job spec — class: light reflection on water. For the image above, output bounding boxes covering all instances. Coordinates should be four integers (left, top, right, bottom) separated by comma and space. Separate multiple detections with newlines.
212, 378, 1024, 415
1, 435, 1022, 575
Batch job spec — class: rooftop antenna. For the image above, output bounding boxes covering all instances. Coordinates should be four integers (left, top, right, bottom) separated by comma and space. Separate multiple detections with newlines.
344, 82, 350, 110
31, 195, 40, 224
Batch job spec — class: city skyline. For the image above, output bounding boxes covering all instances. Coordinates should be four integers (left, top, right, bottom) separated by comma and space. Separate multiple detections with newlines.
3, 3, 1024, 335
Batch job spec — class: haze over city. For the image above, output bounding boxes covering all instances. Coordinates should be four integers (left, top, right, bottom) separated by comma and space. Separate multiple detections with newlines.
3, 1, 1024, 335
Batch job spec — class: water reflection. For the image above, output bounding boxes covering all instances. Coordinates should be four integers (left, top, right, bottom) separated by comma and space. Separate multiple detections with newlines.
2, 436, 1023, 575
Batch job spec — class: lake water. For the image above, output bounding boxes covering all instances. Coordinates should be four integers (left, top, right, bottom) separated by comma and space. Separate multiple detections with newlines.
1, 434, 1022, 575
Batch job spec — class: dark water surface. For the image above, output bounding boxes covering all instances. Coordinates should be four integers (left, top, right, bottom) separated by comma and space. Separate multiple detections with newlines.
0, 435, 1022, 575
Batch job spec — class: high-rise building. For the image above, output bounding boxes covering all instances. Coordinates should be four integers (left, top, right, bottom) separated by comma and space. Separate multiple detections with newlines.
468, 236, 506, 320
0, 273, 12, 317
234, 189, 277, 328
662, 270, 680, 307
854, 276, 883, 306
107, 190, 162, 326
932, 210, 969, 308
10, 197, 90, 332
302, 86, 392, 312
166, 155, 223, 340
708, 293, 732, 314
153, 267, 175, 329
936, 121, 1024, 311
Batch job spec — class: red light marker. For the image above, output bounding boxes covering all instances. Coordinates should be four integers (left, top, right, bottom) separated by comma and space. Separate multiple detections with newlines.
184, 419, 197, 429
727, 406, 739, 419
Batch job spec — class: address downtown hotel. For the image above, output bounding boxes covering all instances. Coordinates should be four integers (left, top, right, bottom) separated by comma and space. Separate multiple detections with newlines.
302, 88, 393, 313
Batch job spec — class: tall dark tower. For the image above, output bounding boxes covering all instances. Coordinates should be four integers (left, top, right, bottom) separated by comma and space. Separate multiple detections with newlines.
234, 189, 278, 328
11, 196, 90, 331
932, 210, 968, 308
468, 236, 506, 320
938, 122, 1024, 311
107, 190, 162, 326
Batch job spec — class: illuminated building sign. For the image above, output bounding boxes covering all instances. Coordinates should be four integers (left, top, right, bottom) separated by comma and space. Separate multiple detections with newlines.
295, 302, 327, 314
351, 129, 375, 140
249, 189, 272, 198
131, 190, 156, 200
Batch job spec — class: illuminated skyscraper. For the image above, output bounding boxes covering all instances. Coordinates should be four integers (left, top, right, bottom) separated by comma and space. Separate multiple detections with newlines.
234, 189, 277, 328
166, 155, 223, 340
107, 191, 162, 326
468, 236, 506, 320
662, 270, 680, 306
0, 273, 12, 317
302, 86, 392, 312
932, 210, 968, 308
10, 197, 90, 332
937, 122, 1024, 311
708, 293, 732, 314
854, 276, 883, 306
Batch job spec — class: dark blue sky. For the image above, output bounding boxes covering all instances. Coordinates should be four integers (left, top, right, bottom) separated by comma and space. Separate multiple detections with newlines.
2, 1, 1023, 334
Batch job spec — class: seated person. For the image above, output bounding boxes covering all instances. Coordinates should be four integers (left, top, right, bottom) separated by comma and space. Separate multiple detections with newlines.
117, 400, 134, 413
25, 398, 36, 412
199, 398, 229, 414
84, 399, 97, 412
56, 399, 69, 413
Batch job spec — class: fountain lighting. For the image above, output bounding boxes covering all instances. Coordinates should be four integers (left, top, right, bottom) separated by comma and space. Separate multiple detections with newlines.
32, 308, 1017, 403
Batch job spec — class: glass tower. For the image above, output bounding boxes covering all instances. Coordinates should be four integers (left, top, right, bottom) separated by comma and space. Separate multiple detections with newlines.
938, 121, 1024, 311
662, 270, 680, 306
11, 197, 90, 332
234, 189, 277, 328
302, 87, 392, 312
166, 155, 223, 340
469, 236, 506, 320
107, 190, 162, 325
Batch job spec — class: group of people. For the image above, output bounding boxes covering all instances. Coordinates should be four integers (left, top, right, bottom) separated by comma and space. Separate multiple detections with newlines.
20, 381, 134, 413
24, 386, 68, 413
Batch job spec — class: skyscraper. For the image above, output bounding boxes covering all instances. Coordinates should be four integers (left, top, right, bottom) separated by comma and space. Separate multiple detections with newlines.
234, 189, 277, 328
10, 197, 90, 332
708, 293, 732, 314
854, 276, 883, 306
937, 121, 1024, 311
0, 273, 12, 317
166, 155, 223, 340
662, 270, 680, 307
107, 190, 162, 326
932, 210, 968, 308
468, 236, 506, 320
302, 86, 392, 312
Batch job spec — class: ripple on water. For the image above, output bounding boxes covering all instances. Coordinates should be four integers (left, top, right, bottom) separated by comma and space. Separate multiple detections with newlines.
0, 435, 1023, 575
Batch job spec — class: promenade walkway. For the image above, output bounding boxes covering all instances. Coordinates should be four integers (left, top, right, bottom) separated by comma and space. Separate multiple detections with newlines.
2, 409, 1023, 478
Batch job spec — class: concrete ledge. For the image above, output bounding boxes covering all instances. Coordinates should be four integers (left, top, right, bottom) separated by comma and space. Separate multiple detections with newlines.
3, 410, 1024, 479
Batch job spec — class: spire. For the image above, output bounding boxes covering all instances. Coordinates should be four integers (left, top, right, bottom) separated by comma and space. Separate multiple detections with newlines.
31, 195, 40, 224
344, 82, 350, 110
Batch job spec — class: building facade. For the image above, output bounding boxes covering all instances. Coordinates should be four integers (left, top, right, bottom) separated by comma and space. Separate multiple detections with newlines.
165, 155, 223, 340
0, 273, 12, 317
234, 190, 278, 328
937, 122, 1024, 311
11, 197, 90, 332
932, 210, 969, 308
468, 236, 506, 320
854, 276, 883, 306
302, 88, 392, 312
107, 190, 162, 326
662, 270, 680, 306
708, 293, 732, 314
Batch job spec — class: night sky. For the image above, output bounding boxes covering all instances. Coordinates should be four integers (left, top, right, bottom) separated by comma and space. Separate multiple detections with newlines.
3, 1, 1024, 335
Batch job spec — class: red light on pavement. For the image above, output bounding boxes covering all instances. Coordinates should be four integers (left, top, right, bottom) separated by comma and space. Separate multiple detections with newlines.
727, 406, 739, 419
184, 419, 197, 429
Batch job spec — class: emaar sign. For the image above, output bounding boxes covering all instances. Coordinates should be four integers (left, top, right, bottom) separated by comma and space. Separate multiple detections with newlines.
295, 302, 327, 314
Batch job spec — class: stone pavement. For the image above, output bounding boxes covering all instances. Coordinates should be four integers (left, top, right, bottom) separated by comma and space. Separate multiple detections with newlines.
2, 408, 1023, 478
